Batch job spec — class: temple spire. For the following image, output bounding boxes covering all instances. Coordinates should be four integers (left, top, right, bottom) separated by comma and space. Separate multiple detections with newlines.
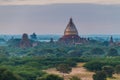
70, 17, 73, 23
109, 36, 114, 46
64, 18, 78, 36
59, 18, 87, 44
110, 36, 114, 43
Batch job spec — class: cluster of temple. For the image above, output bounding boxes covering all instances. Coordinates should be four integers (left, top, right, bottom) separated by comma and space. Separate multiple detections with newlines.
19, 18, 89, 48
12, 18, 118, 48
19, 33, 39, 48
59, 18, 88, 45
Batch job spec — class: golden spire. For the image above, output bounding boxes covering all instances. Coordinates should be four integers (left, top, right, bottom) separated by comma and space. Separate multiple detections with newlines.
64, 18, 78, 36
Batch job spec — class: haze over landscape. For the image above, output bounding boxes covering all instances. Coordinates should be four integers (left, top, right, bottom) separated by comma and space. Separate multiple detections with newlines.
0, 0, 120, 35
1, 1, 120, 80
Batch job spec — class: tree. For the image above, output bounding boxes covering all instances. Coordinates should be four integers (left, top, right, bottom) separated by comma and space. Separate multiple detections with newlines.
69, 76, 81, 80
30, 33, 37, 40
0, 67, 22, 80
56, 63, 72, 79
84, 61, 105, 71
115, 65, 120, 74
102, 66, 114, 77
67, 50, 83, 57
37, 74, 64, 80
0, 46, 9, 57
102, 41, 109, 46
56, 64, 72, 74
91, 48, 105, 55
93, 71, 107, 80
107, 48, 119, 56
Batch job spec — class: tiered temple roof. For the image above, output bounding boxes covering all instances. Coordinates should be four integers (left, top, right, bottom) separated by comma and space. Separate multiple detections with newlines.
59, 18, 87, 44
64, 18, 78, 36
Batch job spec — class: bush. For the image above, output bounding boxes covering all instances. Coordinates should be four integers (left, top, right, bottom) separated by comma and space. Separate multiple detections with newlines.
107, 48, 119, 56
17, 69, 45, 80
67, 50, 83, 57
115, 65, 120, 74
102, 66, 114, 77
69, 76, 81, 80
56, 64, 72, 74
84, 61, 105, 71
93, 71, 107, 80
37, 74, 64, 80
0, 67, 22, 80
91, 48, 105, 55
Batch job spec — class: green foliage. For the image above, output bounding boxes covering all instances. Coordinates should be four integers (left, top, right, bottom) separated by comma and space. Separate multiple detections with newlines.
1, 39, 120, 80
93, 71, 107, 80
56, 64, 72, 74
0, 46, 9, 57
102, 66, 114, 77
0, 56, 84, 80
69, 76, 81, 80
107, 48, 119, 56
37, 74, 64, 80
16, 66, 45, 80
91, 48, 105, 55
0, 67, 22, 80
102, 41, 109, 46
115, 65, 120, 74
7, 39, 21, 47
84, 61, 105, 71
67, 50, 83, 57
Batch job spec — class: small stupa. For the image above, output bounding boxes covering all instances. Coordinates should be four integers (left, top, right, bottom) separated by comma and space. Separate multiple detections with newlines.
109, 36, 114, 46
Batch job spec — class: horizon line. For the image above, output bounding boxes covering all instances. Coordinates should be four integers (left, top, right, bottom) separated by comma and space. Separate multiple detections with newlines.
0, 34, 120, 36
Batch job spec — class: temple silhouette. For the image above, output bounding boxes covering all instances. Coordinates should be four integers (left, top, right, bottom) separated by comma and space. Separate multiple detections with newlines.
19, 33, 32, 48
59, 18, 87, 44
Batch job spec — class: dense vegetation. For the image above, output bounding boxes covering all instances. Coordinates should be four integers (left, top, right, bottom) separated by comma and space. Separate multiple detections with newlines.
0, 39, 120, 80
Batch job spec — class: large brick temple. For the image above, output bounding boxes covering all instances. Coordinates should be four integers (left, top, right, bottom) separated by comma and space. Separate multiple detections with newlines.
59, 18, 87, 44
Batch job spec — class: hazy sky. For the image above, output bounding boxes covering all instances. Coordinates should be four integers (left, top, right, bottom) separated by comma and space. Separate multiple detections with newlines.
0, 1, 120, 35
1, 0, 120, 5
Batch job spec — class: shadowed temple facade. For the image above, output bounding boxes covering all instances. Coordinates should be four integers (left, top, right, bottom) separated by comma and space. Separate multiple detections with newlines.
59, 18, 88, 44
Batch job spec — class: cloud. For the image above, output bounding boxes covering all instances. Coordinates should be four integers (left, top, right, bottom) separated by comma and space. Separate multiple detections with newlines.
0, 0, 13, 2
1, 0, 120, 5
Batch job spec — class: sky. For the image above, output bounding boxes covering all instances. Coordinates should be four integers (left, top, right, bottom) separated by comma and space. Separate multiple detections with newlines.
1, 0, 120, 5
0, 0, 120, 35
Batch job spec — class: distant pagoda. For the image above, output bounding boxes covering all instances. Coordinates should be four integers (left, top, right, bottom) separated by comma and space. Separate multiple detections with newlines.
20, 33, 32, 48
59, 18, 87, 44
109, 36, 114, 46
64, 18, 79, 36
